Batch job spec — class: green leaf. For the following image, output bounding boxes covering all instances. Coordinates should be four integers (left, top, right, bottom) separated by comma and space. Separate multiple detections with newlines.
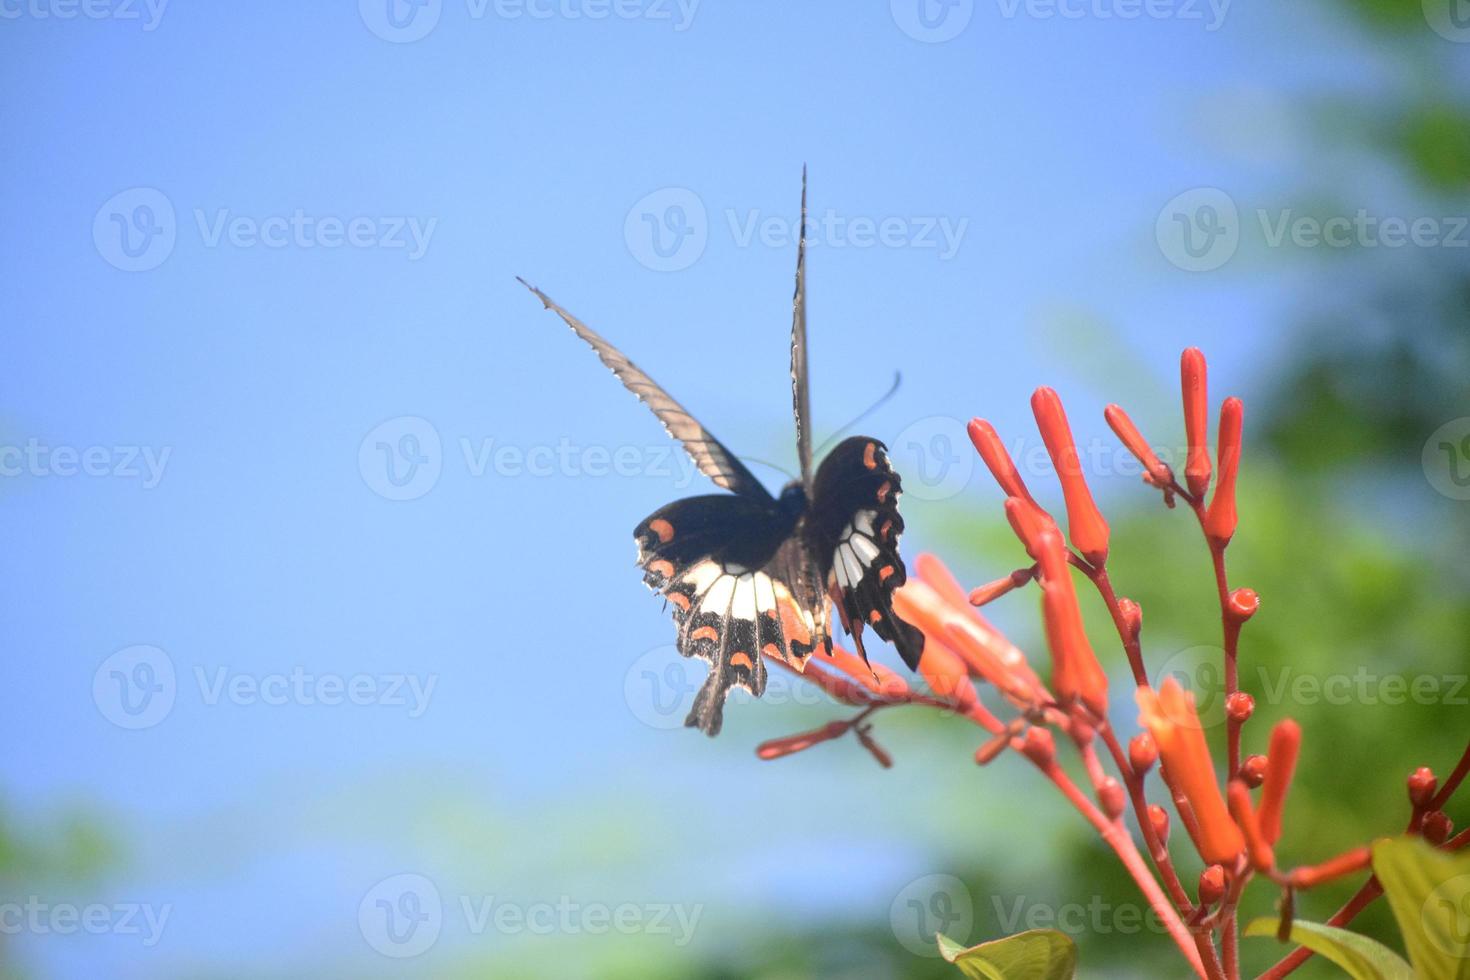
1242, 917, 1413, 979
937, 929, 1077, 980
1372, 836, 1470, 980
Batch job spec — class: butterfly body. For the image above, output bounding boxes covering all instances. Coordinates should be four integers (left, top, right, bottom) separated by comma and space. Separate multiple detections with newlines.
522, 173, 923, 735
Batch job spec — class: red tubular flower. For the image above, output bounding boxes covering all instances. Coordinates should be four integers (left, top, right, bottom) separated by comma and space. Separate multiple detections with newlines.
1228, 779, 1276, 872
1032, 387, 1110, 567
1104, 403, 1174, 488
1021, 726, 1056, 767
1181, 347, 1211, 498
1204, 397, 1243, 546
968, 567, 1036, 606
1288, 847, 1371, 889
757, 720, 850, 760
1136, 678, 1245, 865
968, 418, 1042, 511
1003, 497, 1059, 562
1035, 532, 1109, 716
1257, 719, 1302, 845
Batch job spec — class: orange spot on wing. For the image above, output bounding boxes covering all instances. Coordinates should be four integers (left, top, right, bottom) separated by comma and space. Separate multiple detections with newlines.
648, 518, 675, 543
761, 642, 781, 659
863, 442, 878, 469
877, 481, 892, 502
879, 565, 896, 582
648, 559, 675, 579
869, 610, 884, 624
691, 626, 719, 643
668, 591, 691, 612
880, 519, 894, 540
729, 651, 754, 670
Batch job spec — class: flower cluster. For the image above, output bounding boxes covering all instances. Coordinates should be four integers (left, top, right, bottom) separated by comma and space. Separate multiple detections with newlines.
751, 348, 1470, 980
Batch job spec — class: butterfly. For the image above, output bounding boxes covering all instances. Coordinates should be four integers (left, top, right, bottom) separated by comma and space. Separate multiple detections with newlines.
520, 172, 923, 736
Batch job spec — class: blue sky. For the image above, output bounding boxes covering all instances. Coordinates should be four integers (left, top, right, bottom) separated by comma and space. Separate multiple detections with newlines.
0, 1, 1449, 975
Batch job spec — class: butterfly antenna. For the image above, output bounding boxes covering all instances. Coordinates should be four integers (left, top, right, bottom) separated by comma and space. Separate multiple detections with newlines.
814, 371, 903, 457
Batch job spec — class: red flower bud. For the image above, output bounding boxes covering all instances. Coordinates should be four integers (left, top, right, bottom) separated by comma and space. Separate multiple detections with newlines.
1129, 732, 1158, 773
1205, 397, 1243, 546
1289, 847, 1371, 889
1021, 726, 1056, 767
1240, 754, 1268, 788
1226, 691, 1255, 723
1148, 804, 1171, 844
1104, 403, 1174, 488
1258, 719, 1301, 845
1181, 348, 1211, 497
1003, 497, 1058, 562
1099, 777, 1127, 820
1423, 810, 1453, 845
1198, 865, 1227, 906
1409, 767, 1438, 809
1036, 532, 1109, 716
1032, 386, 1110, 567
1227, 587, 1260, 623
968, 566, 1036, 607
968, 419, 1041, 509
756, 721, 850, 760
1118, 597, 1143, 639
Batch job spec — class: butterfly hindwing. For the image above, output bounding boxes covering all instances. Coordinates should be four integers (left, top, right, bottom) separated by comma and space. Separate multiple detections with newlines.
634, 496, 823, 736
806, 436, 925, 670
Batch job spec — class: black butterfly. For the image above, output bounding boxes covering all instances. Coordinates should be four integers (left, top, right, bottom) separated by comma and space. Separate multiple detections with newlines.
520, 173, 923, 736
